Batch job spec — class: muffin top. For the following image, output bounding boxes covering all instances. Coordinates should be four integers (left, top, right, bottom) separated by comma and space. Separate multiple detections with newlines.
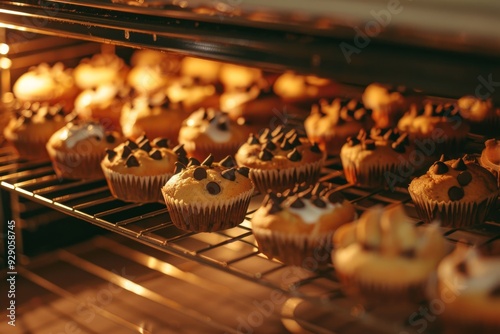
46, 120, 122, 151
75, 83, 131, 113
73, 53, 129, 89
102, 136, 180, 176
4, 102, 66, 133
333, 205, 451, 283
362, 82, 416, 110
219, 63, 264, 92
340, 127, 411, 166
162, 155, 254, 203
251, 182, 356, 235
457, 96, 499, 122
13, 62, 76, 102
408, 156, 499, 203
165, 76, 217, 111
180, 57, 222, 85
273, 71, 333, 101
235, 126, 325, 170
398, 102, 469, 136
305, 98, 371, 133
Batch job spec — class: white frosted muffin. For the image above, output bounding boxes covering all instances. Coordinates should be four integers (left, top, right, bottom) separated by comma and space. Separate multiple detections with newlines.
333, 205, 451, 302
251, 183, 356, 268
434, 244, 500, 334
12, 62, 79, 113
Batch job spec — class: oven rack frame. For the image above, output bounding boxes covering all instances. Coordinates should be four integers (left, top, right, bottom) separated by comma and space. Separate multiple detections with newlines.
1, 133, 499, 333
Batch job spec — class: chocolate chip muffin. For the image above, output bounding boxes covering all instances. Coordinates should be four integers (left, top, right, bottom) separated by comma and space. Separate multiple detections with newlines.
101, 135, 181, 203
457, 95, 500, 136
408, 156, 499, 227
161, 154, 254, 232
235, 126, 326, 193
251, 182, 356, 268
178, 108, 251, 161
304, 97, 373, 155
3, 102, 66, 160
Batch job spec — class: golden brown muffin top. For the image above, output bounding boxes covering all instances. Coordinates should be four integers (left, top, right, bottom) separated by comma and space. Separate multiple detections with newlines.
457, 95, 499, 122
5, 102, 66, 130
162, 154, 254, 203
235, 126, 325, 170
251, 182, 356, 235
101, 135, 179, 177
409, 156, 499, 203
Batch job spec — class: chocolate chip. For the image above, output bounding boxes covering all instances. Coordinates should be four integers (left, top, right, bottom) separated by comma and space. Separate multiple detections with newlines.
263, 141, 276, 151
400, 249, 415, 259
347, 136, 360, 147
125, 139, 138, 150
489, 285, 500, 298
237, 167, 250, 178
219, 155, 236, 168
121, 145, 132, 159
280, 139, 294, 151
396, 133, 410, 146
247, 134, 260, 145
287, 148, 302, 162
327, 191, 344, 204
451, 158, 467, 171
289, 196, 305, 208
105, 134, 116, 143
391, 142, 405, 153
448, 186, 464, 201
193, 167, 207, 180
206, 181, 221, 195
139, 141, 152, 152
93, 135, 101, 141
310, 142, 322, 154
259, 128, 272, 142
456, 261, 468, 275
285, 129, 297, 140
271, 125, 284, 137
362, 139, 376, 151
457, 171, 472, 186
173, 144, 187, 157
288, 134, 302, 147
264, 192, 282, 206
357, 129, 367, 140
188, 157, 201, 167
153, 138, 169, 148
383, 129, 399, 141
174, 161, 186, 174
273, 132, 284, 143
136, 134, 148, 144
221, 168, 236, 181
216, 118, 229, 131
178, 155, 189, 166
431, 161, 449, 175
106, 149, 116, 161
312, 197, 326, 208
259, 149, 274, 161
202, 154, 214, 167
149, 149, 162, 160
125, 155, 140, 167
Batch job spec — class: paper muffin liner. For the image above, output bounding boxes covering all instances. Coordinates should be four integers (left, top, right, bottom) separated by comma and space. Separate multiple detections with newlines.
47, 148, 105, 180
409, 189, 498, 227
411, 133, 467, 156
342, 159, 402, 189
162, 187, 254, 232
102, 166, 172, 203
249, 159, 324, 194
181, 140, 243, 161
9, 136, 51, 160
252, 228, 334, 269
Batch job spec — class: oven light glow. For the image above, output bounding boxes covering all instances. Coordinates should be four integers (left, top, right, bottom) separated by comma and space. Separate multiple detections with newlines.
0, 57, 11, 69
0, 43, 9, 55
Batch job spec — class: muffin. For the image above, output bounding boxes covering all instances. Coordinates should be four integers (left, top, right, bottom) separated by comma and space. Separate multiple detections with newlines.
340, 128, 417, 189
3, 102, 66, 160
73, 53, 129, 89
179, 56, 222, 85
479, 139, 500, 187
235, 126, 326, 193
165, 76, 219, 112
362, 82, 423, 128
408, 156, 499, 227
120, 92, 188, 143
273, 71, 338, 106
46, 120, 123, 179
74, 83, 131, 132
251, 183, 356, 268
178, 108, 251, 161
219, 63, 264, 92
457, 96, 500, 136
12, 62, 79, 113
332, 204, 450, 303
161, 154, 254, 232
101, 136, 180, 203
304, 98, 373, 156
398, 102, 470, 155
434, 244, 500, 334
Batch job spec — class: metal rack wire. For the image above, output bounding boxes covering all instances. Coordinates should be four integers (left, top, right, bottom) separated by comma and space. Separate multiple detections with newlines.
1, 131, 499, 333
